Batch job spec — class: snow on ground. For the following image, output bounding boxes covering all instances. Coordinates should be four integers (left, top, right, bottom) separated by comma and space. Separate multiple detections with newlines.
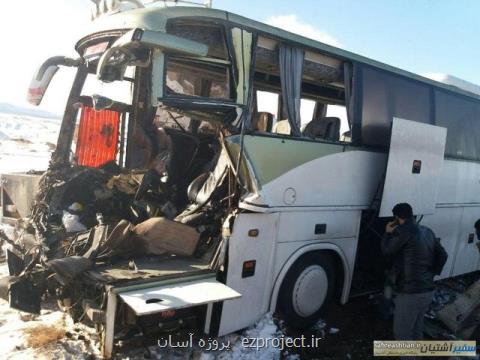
0, 112, 60, 173
0, 258, 101, 360
0, 239, 297, 360
215, 315, 301, 360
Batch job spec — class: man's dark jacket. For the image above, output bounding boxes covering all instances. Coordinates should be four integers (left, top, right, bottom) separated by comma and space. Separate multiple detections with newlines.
381, 219, 436, 293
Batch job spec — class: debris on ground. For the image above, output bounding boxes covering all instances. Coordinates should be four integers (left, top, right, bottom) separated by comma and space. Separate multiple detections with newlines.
23, 319, 67, 348
312, 319, 327, 332
0, 260, 101, 360
436, 277, 480, 336
431, 287, 457, 311
424, 273, 480, 341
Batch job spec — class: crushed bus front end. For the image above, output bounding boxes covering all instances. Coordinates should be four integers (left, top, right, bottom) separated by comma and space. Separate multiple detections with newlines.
0, 6, 260, 356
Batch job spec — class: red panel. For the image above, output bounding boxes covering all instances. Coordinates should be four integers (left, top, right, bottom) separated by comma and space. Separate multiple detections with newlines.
75, 106, 120, 167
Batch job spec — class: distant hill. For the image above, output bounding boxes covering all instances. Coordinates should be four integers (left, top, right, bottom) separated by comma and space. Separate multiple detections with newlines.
0, 102, 61, 120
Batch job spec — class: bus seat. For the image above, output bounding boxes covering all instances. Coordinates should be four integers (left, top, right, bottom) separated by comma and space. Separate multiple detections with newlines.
181, 150, 229, 218
187, 172, 210, 203
252, 112, 273, 132
302, 117, 340, 141
341, 130, 352, 142
273, 120, 291, 135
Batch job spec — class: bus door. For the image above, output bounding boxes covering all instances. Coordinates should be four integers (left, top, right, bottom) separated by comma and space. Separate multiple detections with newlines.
379, 117, 447, 217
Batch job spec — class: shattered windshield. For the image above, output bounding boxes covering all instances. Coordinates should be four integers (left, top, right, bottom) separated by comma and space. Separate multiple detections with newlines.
81, 67, 134, 105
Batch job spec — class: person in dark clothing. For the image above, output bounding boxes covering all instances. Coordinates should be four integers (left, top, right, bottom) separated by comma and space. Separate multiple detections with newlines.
381, 203, 436, 341
475, 219, 480, 240
474, 219, 480, 252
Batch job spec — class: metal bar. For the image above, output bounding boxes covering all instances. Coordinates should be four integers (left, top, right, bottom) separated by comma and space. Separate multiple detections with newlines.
103, 289, 117, 359
204, 303, 213, 334
118, 112, 127, 166
51, 65, 89, 165
0, 175, 4, 222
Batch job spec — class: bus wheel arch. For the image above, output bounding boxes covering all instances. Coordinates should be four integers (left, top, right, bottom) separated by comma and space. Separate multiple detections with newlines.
270, 245, 349, 328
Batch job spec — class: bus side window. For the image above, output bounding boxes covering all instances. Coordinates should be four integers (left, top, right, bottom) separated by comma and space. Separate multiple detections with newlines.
300, 101, 351, 143
326, 104, 351, 142
256, 90, 279, 121
300, 98, 316, 131
255, 90, 278, 133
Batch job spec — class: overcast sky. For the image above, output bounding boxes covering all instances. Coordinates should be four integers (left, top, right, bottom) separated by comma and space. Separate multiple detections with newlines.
1, 0, 479, 114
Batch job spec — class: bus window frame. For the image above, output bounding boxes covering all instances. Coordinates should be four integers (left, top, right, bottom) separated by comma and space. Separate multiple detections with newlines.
161, 54, 236, 104
164, 19, 241, 103
166, 19, 230, 61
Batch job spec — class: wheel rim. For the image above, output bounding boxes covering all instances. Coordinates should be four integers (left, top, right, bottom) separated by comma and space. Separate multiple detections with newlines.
292, 264, 328, 317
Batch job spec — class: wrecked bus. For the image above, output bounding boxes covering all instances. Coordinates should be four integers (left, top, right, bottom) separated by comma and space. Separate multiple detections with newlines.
2, 1, 480, 357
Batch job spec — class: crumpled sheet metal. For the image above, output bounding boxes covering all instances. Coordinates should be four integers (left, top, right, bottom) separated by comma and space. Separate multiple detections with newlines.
106, 174, 140, 195
437, 278, 480, 333
95, 220, 136, 259
30, 164, 140, 248
0, 275, 41, 314
47, 256, 94, 285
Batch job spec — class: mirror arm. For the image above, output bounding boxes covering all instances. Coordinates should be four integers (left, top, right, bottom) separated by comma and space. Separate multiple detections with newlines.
36, 57, 81, 81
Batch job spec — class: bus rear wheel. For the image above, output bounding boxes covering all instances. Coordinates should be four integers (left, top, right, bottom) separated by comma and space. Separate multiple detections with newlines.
277, 252, 336, 329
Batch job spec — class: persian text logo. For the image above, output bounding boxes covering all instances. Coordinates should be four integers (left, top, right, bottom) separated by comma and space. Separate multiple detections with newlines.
373, 341, 477, 357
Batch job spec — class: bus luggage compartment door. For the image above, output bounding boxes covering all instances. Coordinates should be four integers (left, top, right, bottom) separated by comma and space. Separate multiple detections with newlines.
118, 277, 241, 316
379, 117, 447, 217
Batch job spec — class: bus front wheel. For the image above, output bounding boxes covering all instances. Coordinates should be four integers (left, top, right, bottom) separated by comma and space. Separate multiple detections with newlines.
277, 252, 335, 329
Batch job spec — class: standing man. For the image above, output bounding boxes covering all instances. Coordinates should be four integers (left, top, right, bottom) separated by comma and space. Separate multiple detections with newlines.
474, 219, 480, 253
381, 203, 437, 341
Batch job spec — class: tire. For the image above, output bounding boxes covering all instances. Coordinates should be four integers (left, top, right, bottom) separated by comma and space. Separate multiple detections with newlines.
277, 252, 336, 329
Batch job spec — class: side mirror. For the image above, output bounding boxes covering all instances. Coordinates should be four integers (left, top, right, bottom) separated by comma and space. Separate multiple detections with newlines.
27, 57, 80, 106
96, 46, 138, 83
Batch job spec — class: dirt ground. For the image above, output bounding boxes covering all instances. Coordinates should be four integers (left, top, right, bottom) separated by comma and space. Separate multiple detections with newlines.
280, 278, 480, 360
280, 295, 392, 359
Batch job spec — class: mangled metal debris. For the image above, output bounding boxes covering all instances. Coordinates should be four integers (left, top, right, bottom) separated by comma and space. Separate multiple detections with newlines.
0, 117, 240, 326
437, 278, 480, 336
422, 275, 480, 340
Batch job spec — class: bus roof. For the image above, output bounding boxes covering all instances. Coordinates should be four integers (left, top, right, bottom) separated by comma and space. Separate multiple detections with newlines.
88, 6, 480, 101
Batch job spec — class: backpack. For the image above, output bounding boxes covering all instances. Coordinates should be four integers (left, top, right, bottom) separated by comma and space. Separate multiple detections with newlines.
420, 225, 448, 275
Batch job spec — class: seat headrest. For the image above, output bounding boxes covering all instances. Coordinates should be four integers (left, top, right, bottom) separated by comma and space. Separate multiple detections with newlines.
252, 112, 273, 132
303, 117, 340, 141
273, 119, 291, 135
